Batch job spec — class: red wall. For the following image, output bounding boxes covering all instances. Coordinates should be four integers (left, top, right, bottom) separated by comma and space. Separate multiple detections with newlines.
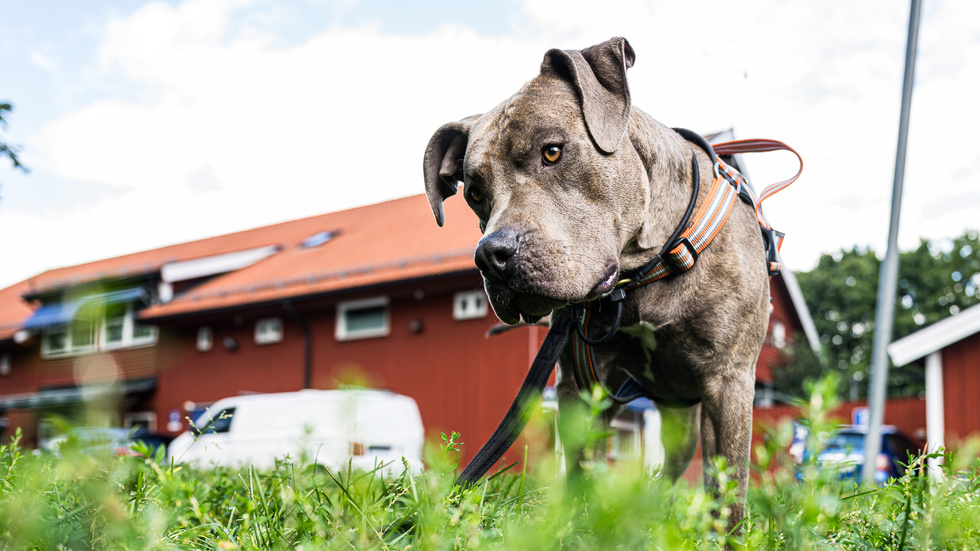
756, 275, 800, 384
753, 397, 927, 448
149, 274, 547, 467
942, 332, 980, 443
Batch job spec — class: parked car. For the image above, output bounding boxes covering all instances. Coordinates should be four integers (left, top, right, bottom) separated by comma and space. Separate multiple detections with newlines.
41, 427, 173, 460
167, 389, 425, 474
792, 424, 922, 483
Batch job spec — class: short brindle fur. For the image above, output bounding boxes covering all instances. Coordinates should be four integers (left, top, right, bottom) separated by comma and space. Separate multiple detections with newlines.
423, 37, 769, 528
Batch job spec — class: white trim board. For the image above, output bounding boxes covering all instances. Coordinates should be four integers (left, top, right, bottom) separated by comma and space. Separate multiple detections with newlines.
888, 302, 980, 366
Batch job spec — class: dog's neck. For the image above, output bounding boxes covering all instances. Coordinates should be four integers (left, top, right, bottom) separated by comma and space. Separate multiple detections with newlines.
619, 110, 699, 272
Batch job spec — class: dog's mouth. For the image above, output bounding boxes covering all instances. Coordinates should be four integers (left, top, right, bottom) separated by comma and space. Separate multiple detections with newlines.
486, 261, 620, 325
587, 262, 620, 299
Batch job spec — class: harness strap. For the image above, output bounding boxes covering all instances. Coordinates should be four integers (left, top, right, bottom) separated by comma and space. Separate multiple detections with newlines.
455, 316, 574, 489
570, 130, 803, 406
570, 297, 702, 407
712, 138, 802, 275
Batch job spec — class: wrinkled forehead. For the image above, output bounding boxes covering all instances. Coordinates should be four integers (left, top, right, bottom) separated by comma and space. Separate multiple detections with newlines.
465, 76, 582, 170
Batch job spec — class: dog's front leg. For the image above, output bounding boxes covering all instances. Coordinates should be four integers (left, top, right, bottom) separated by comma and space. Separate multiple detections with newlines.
699, 370, 755, 531
658, 404, 701, 481
555, 357, 614, 479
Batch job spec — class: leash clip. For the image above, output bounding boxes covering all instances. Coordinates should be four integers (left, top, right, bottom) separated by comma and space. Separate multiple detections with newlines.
573, 291, 625, 347
608, 287, 626, 303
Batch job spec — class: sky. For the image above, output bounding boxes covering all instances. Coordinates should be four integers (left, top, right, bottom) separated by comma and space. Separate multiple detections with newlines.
0, 0, 978, 291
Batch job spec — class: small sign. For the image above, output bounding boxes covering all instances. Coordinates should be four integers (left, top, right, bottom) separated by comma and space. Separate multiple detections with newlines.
852, 406, 869, 426
167, 409, 182, 432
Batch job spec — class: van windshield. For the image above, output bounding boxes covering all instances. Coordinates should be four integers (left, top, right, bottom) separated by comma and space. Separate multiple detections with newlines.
192, 407, 235, 435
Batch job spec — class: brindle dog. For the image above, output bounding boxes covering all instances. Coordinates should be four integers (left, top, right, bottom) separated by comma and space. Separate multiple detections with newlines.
423, 37, 769, 526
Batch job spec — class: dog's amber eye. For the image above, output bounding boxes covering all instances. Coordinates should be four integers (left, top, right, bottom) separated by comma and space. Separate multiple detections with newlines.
466, 186, 485, 205
542, 145, 562, 165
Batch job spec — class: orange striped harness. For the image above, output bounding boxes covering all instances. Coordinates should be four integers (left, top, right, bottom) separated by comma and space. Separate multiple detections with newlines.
568, 129, 803, 406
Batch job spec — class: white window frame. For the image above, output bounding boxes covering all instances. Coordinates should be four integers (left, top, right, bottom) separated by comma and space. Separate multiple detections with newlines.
453, 291, 488, 320
124, 411, 157, 431
41, 321, 97, 358
336, 297, 390, 341
254, 317, 284, 345
41, 300, 157, 359
608, 418, 642, 461
100, 302, 158, 351
771, 321, 787, 349
197, 327, 213, 352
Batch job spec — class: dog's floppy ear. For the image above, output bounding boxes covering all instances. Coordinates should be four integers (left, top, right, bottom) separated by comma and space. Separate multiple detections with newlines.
423, 116, 478, 226
541, 37, 635, 154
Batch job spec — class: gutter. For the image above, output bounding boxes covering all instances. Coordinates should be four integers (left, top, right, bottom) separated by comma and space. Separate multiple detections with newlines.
282, 300, 313, 389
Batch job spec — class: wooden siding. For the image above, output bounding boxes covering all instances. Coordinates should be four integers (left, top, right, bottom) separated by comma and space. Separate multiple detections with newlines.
756, 276, 798, 384
942, 331, 980, 443
753, 397, 927, 448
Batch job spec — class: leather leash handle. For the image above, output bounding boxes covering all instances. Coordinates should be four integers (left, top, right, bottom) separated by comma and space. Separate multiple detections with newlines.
455, 316, 574, 488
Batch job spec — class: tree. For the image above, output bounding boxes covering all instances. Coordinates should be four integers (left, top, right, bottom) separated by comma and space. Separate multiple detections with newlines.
1, 101, 30, 193
774, 230, 980, 399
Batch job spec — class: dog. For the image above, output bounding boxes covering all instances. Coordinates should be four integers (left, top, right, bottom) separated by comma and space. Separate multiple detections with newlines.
422, 37, 769, 527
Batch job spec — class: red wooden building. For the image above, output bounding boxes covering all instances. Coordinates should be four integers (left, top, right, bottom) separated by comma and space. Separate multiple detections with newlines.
0, 194, 814, 467
888, 303, 980, 453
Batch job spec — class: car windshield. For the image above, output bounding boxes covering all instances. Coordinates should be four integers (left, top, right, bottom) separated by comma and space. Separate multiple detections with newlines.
822, 432, 865, 453
69, 427, 134, 443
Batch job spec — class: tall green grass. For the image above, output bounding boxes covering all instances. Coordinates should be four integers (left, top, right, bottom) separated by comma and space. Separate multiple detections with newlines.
2, 378, 978, 550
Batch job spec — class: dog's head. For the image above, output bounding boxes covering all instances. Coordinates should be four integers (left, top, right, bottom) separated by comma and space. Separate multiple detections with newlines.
423, 37, 654, 325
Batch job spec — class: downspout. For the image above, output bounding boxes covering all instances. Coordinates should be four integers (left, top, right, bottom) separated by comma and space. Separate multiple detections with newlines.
283, 300, 313, 389
925, 351, 945, 481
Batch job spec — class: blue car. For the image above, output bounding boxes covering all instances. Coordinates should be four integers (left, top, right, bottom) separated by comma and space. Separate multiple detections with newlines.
793, 424, 922, 484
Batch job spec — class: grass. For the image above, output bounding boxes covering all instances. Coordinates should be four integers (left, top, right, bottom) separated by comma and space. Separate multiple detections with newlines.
2, 377, 979, 550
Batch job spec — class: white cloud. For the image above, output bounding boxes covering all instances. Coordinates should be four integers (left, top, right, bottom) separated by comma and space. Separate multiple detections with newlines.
28, 50, 58, 73
2, 0, 978, 290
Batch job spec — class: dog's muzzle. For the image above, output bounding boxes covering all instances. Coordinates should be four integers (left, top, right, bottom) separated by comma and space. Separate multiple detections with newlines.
474, 227, 520, 282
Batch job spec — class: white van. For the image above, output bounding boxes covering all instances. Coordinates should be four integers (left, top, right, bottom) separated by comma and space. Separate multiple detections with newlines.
167, 389, 424, 473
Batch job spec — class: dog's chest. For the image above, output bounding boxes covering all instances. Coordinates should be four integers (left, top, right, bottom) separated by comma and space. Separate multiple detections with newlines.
618, 321, 658, 367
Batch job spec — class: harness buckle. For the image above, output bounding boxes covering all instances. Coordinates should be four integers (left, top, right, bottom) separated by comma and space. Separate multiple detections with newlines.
665, 236, 699, 274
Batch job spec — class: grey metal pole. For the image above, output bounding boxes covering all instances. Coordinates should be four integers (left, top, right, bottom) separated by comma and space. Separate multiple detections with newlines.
862, 0, 922, 484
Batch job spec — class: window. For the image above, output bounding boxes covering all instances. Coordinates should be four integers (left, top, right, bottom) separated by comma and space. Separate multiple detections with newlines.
771, 321, 787, 349
124, 411, 157, 431
0, 354, 10, 376
255, 317, 283, 345
453, 291, 488, 320
41, 299, 156, 358
42, 321, 96, 357
197, 327, 213, 352
336, 297, 390, 341
100, 302, 157, 351
608, 418, 641, 461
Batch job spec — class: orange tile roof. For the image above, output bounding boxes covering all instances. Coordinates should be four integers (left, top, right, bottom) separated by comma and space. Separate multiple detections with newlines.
0, 280, 34, 342
135, 195, 483, 319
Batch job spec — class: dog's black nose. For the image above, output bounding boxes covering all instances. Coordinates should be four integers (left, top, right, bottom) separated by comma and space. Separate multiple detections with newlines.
475, 227, 520, 279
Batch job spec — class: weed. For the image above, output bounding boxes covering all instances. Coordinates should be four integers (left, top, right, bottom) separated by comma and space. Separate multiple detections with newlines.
2, 376, 979, 549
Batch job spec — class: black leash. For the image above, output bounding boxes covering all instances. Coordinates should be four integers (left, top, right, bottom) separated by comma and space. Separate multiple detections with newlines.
455, 316, 574, 488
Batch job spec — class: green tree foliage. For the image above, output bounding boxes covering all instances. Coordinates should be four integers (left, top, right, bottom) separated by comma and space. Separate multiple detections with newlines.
776, 230, 980, 399
1, 102, 29, 192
